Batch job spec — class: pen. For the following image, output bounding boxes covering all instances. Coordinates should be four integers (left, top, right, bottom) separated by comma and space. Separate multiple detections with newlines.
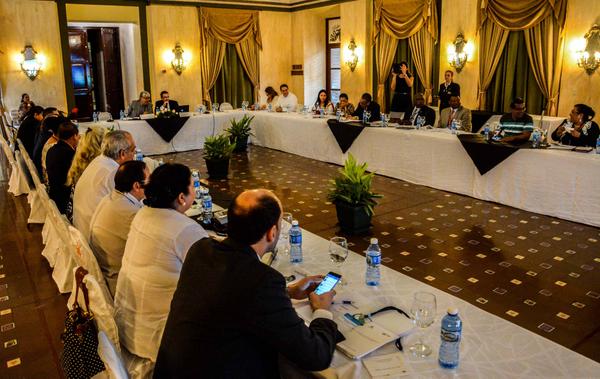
333, 300, 354, 305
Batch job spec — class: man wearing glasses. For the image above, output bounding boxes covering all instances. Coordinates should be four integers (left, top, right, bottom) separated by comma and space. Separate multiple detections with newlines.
89, 160, 149, 296
497, 97, 534, 143
73, 130, 137, 240
127, 91, 153, 117
155, 90, 180, 113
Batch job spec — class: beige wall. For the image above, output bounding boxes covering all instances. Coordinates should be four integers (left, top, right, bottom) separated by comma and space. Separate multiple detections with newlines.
557, 0, 600, 116
146, 5, 202, 109
0, 0, 67, 111
438, 0, 479, 110
259, 11, 293, 104
340, 0, 372, 105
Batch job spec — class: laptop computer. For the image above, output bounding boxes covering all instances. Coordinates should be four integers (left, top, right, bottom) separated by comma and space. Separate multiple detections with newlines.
177, 105, 190, 113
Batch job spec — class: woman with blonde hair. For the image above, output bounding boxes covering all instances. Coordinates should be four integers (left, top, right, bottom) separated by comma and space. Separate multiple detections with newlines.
65, 126, 106, 220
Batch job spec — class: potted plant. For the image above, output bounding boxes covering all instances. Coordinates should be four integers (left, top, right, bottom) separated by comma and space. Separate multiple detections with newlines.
203, 133, 236, 179
328, 154, 382, 234
225, 115, 255, 152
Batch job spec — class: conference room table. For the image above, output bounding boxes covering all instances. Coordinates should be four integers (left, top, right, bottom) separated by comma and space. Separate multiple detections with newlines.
80, 111, 600, 227
270, 225, 600, 378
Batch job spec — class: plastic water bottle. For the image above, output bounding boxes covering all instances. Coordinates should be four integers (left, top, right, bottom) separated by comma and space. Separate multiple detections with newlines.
267, 103, 273, 113
439, 308, 462, 369
532, 129, 541, 148
319, 107, 325, 118
289, 220, 303, 263
336, 109, 341, 121
596, 137, 600, 154
365, 238, 381, 286
92, 111, 98, 122
483, 123, 490, 139
450, 119, 457, 134
119, 110, 125, 120
202, 192, 213, 225
192, 170, 201, 198
135, 149, 143, 161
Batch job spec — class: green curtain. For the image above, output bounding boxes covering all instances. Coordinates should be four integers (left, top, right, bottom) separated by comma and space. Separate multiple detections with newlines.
209, 44, 253, 108
486, 31, 545, 114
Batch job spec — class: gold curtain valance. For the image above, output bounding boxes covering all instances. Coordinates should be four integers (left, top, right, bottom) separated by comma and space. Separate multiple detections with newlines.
477, 0, 567, 31
198, 7, 262, 49
373, 0, 438, 44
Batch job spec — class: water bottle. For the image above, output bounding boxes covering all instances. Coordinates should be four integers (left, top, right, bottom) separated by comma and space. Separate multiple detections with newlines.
532, 129, 541, 148
267, 103, 273, 112
483, 123, 490, 139
202, 192, 213, 225
381, 114, 387, 127
289, 220, 303, 263
596, 137, 600, 154
192, 170, 201, 198
92, 111, 98, 122
319, 107, 325, 118
365, 238, 381, 286
119, 110, 125, 120
450, 119, 457, 135
242, 102, 247, 112
415, 116, 424, 130
336, 109, 341, 122
135, 149, 143, 161
439, 308, 462, 369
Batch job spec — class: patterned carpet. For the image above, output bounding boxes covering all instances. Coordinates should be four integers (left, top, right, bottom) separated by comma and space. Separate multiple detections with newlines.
157, 145, 600, 363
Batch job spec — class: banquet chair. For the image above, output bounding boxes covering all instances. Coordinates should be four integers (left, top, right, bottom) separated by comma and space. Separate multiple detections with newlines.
98, 112, 113, 122
17, 139, 46, 224
1, 134, 29, 196
67, 225, 111, 300
46, 199, 77, 293
220, 102, 234, 111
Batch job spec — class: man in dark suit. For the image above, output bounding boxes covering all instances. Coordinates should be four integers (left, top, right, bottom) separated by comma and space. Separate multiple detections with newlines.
402, 92, 436, 126
46, 121, 79, 214
154, 90, 179, 113
352, 92, 381, 123
16, 105, 44, 158
438, 70, 460, 110
154, 189, 339, 378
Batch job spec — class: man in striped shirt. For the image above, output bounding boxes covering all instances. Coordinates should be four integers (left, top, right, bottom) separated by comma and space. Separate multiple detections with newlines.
498, 97, 533, 143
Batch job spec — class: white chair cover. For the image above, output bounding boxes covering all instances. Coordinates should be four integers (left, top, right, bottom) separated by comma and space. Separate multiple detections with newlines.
97, 331, 128, 379
1, 137, 29, 196
219, 102, 234, 111
48, 204, 76, 293
67, 225, 111, 299
18, 139, 46, 224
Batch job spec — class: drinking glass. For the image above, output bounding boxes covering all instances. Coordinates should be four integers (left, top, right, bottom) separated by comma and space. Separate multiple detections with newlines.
409, 291, 437, 357
279, 212, 293, 255
212, 103, 219, 113
329, 237, 348, 285
242, 100, 249, 111
364, 111, 371, 124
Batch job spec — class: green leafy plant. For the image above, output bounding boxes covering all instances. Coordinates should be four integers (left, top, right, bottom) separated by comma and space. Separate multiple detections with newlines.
203, 133, 236, 161
327, 154, 383, 216
225, 115, 255, 139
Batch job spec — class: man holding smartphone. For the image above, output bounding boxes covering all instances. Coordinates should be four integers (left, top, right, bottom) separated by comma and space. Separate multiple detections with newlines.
155, 189, 339, 378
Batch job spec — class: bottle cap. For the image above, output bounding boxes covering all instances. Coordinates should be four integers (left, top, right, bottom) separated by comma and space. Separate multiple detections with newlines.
447, 307, 459, 315
292, 220, 299, 226
370, 238, 378, 244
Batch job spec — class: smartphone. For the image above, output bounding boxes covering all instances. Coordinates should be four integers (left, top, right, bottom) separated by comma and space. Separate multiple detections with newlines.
314, 272, 342, 295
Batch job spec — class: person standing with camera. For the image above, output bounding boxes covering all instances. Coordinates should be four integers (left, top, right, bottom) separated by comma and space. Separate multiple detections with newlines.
390, 61, 414, 114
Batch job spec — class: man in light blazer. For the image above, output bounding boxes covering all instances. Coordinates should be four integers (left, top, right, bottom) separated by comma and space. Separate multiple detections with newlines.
437, 95, 472, 132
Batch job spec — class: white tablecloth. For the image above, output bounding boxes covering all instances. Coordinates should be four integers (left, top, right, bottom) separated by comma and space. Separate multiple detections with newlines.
271, 228, 600, 378
79, 112, 600, 227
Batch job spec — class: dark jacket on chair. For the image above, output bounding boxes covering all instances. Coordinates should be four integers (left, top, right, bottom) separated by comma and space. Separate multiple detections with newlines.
154, 237, 339, 379
46, 140, 75, 214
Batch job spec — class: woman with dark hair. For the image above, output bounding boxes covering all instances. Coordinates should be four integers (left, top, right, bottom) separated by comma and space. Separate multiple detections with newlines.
552, 104, 599, 147
256, 86, 279, 110
312, 89, 334, 114
390, 61, 414, 113
18, 93, 35, 121
114, 163, 209, 363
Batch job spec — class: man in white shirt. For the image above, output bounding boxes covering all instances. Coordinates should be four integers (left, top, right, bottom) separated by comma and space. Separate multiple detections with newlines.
89, 160, 149, 296
73, 130, 136, 240
275, 84, 298, 112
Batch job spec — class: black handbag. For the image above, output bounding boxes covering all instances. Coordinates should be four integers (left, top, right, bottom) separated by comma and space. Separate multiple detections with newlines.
60, 267, 106, 378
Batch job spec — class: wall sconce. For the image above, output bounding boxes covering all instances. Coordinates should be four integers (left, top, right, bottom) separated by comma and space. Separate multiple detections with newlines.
572, 24, 600, 75
19, 45, 44, 81
447, 33, 473, 73
345, 38, 359, 72
164, 42, 191, 75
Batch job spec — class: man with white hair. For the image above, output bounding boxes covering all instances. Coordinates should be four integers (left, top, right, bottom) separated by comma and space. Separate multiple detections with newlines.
127, 91, 152, 117
73, 130, 136, 239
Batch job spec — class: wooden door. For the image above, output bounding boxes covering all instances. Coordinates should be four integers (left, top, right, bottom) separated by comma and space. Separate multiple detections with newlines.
100, 28, 124, 119
68, 29, 94, 120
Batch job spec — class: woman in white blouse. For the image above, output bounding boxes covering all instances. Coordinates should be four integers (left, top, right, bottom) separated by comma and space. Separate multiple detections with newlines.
114, 163, 209, 362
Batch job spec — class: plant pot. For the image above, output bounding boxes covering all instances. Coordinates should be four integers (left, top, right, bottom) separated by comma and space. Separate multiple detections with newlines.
205, 158, 230, 179
335, 202, 372, 235
230, 135, 249, 152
